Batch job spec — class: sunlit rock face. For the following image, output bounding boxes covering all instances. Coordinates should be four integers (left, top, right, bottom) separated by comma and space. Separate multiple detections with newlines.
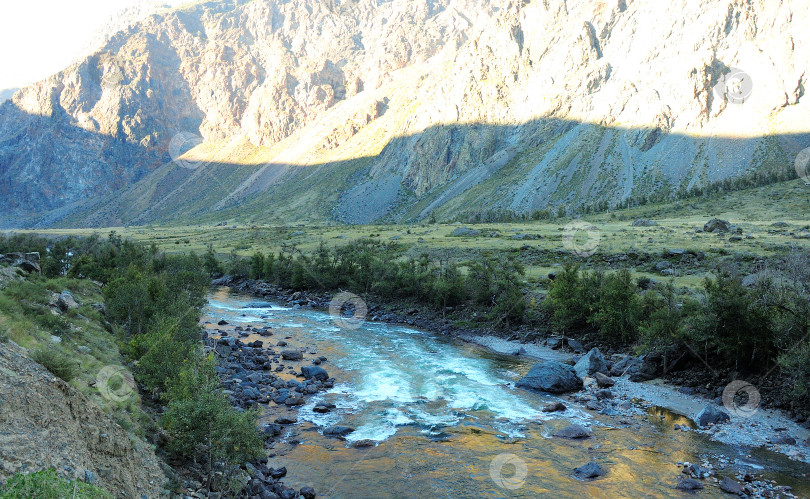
1, 0, 808, 225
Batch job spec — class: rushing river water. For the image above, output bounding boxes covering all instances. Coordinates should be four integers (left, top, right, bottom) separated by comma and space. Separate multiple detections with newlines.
206, 288, 810, 498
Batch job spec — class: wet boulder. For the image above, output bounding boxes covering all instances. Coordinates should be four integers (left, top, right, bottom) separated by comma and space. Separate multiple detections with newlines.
695, 404, 730, 427
573, 462, 606, 480
516, 361, 583, 394
301, 365, 329, 381
553, 424, 592, 439
323, 426, 355, 438
676, 478, 704, 491
574, 348, 608, 378
541, 401, 567, 413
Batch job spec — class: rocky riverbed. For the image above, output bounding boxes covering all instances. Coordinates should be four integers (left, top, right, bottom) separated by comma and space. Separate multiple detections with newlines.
202, 283, 810, 498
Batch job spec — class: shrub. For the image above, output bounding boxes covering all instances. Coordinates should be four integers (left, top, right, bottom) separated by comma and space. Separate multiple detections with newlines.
690, 271, 775, 369
545, 264, 588, 332
0, 469, 112, 498
590, 269, 640, 344
30, 347, 78, 382
161, 356, 263, 469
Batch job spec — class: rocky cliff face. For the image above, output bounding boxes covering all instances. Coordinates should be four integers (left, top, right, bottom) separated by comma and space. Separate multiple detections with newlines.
1, 0, 809, 226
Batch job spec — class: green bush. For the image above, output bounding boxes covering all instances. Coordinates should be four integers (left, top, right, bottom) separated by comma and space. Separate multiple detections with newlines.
0, 469, 112, 498
545, 264, 589, 332
690, 271, 775, 369
30, 347, 78, 382
161, 356, 263, 468
591, 269, 640, 344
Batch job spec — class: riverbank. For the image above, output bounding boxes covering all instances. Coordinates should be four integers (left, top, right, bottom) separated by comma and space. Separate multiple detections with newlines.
213, 276, 810, 466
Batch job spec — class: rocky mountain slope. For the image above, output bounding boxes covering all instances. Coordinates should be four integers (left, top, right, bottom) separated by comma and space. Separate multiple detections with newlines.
0, 340, 166, 497
1, 0, 809, 227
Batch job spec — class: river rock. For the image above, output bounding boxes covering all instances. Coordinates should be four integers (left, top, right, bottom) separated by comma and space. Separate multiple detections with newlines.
595, 372, 615, 387
719, 477, 744, 495
573, 462, 606, 480
324, 426, 355, 438
553, 424, 592, 439
541, 401, 567, 413
300, 487, 316, 499
281, 350, 303, 361
574, 348, 607, 378
516, 361, 583, 394
676, 478, 704, 491
695, 405, 730, 427
301, 365, 329, 381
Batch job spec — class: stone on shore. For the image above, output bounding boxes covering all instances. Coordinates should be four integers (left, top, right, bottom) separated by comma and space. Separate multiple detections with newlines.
516, 361, 583, 394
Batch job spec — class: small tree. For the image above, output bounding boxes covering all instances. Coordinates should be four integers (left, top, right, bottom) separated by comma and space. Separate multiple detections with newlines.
161, 356, 263, 481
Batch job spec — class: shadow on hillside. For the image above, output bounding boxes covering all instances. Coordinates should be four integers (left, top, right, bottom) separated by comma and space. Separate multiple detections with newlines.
2, 97, 810, 228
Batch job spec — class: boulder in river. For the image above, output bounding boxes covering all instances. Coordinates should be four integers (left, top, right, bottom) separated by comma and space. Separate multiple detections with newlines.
516, 361, 583, 394
675, 478, 704, 491
301, 365, 329, 381
553, 424, 592, 439
573, 462, 606, 480
541, 401, 567, 413
324, 426, 355, 438
574, 348, 607, 378
695, 405, 730, 427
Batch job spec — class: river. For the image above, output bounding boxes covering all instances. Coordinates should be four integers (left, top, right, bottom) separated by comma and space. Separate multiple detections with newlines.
205, 287, 810, 498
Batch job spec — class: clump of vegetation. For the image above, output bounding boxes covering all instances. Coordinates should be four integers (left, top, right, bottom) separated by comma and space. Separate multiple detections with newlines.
30, 347, 78, 382
227, 239, 530, 327
0, 469, 112, 498
545, 255, 810, 405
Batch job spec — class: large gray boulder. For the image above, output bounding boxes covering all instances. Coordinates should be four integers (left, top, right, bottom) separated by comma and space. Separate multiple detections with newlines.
574, 348, 608, 378
301, 365, 329, 381
695, 405, 730, 427
516, 361, 583, 394
704, 218, 730, 233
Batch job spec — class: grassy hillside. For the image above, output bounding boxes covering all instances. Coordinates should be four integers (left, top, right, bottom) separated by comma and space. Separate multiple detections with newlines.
22, 178, 810, 289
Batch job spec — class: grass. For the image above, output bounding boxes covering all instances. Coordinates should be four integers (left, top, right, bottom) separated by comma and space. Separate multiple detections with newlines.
8, 178, 810, 291
0, 469, 111, 499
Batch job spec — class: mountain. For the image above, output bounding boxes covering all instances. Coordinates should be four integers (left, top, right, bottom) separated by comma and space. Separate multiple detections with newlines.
1, 0, 809, 228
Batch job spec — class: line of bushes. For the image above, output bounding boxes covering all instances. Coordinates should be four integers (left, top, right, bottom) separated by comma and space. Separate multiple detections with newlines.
545, 257, 810, 401
219, 239, 530, 326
